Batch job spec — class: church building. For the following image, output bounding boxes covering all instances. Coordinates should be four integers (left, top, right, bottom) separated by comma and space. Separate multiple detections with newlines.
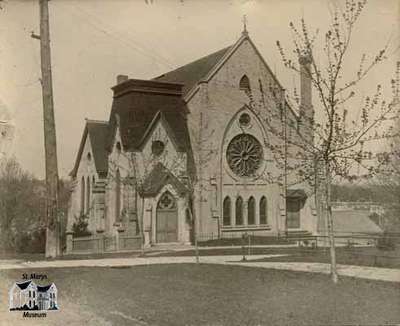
66, 30, 319, 252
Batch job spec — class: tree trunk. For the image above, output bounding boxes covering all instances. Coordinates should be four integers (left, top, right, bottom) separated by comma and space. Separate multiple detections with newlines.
325, 160, 338, 283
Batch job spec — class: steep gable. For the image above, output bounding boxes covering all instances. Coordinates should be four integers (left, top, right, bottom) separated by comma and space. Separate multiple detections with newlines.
155, 33, 299, 119
70, 120, 108, 177
107, 79, 191, 153
140, 162, 188, 197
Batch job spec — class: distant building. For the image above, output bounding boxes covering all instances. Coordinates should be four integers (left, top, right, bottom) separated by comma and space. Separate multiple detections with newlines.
332, 201, 385, 215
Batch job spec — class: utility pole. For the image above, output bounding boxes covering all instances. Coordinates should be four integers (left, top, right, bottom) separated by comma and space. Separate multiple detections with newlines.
33, 0, 60, 258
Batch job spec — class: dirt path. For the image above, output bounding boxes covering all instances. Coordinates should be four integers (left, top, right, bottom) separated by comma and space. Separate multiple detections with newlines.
0, 254, 399, 283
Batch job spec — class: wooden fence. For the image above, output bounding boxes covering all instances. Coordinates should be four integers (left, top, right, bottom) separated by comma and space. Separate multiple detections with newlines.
68, 234, 142, 254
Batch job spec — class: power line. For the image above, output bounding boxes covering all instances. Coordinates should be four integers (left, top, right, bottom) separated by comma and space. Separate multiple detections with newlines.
58, 2, 175, 70
70, 3, 175, 68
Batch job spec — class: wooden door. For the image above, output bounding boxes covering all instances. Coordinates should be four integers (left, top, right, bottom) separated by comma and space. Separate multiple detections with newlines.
156, 192, 178, 243
287, 199, 300, 229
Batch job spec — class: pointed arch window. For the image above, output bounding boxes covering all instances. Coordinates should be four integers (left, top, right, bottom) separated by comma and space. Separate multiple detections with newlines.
223, 197, 231, 226
81, 177, 85, 215
86, 176, 91, 214
115, 169, 121, 221
260, 196, 267, 225
248, 196, 255, 225
235, 196, 243, 226
239, 75, 251, 92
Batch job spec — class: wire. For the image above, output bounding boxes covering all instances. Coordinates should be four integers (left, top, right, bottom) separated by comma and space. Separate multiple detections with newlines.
58, 2, 175, 70
70, 3, 175, 68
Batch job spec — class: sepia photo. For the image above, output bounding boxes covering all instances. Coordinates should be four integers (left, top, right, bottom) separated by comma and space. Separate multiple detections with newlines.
0, 0, 399, 325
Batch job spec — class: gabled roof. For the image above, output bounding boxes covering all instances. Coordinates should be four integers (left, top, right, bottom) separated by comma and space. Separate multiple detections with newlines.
154, 46, 232, 96
16, 281, 32, 290
70, 120, 109, 177
140, 162, 188, 197
155, 33, 300, 118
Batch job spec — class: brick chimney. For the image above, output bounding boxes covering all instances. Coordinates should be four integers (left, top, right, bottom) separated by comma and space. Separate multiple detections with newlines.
299, 55, 313, 142
116, 74, 129, 85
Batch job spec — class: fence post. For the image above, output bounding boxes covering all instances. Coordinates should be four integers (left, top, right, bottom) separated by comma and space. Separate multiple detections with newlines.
248, 234, 251, 257
97, 232, 105, 253
66, 231, 73, 254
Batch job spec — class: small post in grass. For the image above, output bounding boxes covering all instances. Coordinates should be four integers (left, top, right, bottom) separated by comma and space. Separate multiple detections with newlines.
248, 233, 251, 257
241, 232, 248, 261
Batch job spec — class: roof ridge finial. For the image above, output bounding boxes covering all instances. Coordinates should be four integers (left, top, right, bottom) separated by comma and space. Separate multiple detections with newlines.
242, 14, 248, 37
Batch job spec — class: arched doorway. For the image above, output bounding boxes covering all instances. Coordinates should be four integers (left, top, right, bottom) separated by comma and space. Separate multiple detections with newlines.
156, 191, 178, 243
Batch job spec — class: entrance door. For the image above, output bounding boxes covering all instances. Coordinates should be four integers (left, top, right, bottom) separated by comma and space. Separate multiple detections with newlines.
156, 192, 178, 243
287, 199, 300, 229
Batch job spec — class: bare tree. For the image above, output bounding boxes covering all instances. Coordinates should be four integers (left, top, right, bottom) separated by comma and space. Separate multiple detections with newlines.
271, 0, 400, 283
0, 157, 46, 253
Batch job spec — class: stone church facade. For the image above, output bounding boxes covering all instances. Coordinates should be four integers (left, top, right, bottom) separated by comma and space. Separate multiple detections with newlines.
66, 31, 319, 250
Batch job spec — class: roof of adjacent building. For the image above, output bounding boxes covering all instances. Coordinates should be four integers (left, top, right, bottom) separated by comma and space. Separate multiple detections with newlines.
321, 210, 383, 234
70, 120, 109, 177
140, 162, 188, 197
154, 46, 232, 96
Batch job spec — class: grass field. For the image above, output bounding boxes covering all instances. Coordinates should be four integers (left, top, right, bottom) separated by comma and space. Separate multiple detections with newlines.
1, 263, 399, 326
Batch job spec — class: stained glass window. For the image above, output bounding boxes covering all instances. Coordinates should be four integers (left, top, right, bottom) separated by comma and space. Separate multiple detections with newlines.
248, 196, 255, 225
223, 197, 231, 226
227, 134, 263, 177
235, 197, 243, 225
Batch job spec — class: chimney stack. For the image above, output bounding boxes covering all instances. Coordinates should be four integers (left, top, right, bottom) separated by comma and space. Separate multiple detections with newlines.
117, 74, 129, 85
299, 55, 313, 141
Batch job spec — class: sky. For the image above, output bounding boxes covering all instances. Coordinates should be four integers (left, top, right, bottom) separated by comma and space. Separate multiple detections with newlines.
0, 0, 399, 179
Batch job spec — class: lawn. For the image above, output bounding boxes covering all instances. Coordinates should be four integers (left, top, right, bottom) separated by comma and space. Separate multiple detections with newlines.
1, 264, 399, 326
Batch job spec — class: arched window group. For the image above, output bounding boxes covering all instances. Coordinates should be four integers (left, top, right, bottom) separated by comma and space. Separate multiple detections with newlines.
223, 195, 267, 226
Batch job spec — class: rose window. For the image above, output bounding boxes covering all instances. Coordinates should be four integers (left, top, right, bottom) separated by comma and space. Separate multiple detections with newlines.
226, 134, 263, 177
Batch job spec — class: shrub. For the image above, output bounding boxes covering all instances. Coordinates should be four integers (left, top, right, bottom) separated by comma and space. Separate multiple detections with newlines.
72, 213, 92, 237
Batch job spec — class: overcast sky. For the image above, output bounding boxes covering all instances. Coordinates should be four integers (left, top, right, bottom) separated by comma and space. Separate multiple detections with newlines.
0, 0, 399, 179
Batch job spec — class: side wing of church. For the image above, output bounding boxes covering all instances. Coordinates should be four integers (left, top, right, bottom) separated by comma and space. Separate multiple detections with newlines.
66, 32, 318, 252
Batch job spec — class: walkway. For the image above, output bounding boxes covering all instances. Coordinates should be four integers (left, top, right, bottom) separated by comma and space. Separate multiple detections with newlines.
0, 254, 399, 283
